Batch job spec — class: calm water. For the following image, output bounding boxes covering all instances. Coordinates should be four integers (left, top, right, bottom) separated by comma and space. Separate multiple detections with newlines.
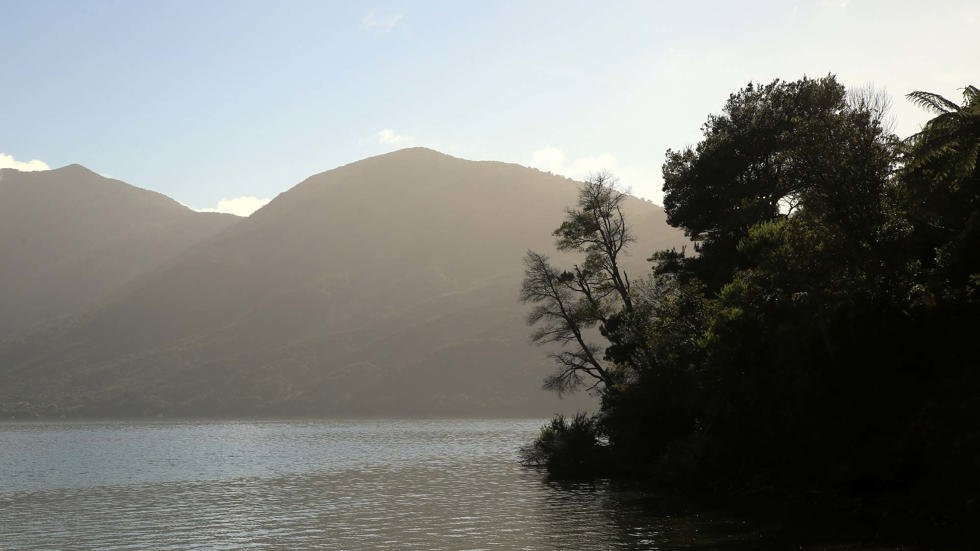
0, 419, 865, 550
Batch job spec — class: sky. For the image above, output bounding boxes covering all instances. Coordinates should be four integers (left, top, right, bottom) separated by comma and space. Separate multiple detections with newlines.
1, 1, 977, 215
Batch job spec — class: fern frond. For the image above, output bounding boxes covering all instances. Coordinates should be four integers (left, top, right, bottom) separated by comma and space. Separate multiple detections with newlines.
907, 91, 960, 114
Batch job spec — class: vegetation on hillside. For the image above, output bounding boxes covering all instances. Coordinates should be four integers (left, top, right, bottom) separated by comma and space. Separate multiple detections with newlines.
520, 76, 979, 537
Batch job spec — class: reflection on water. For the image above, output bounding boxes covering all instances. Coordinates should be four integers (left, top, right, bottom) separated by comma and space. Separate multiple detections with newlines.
0, 419, 864, 550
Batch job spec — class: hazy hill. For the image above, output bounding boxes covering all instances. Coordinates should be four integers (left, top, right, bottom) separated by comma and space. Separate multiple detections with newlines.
0, 149, 687, 417
0, 165, 238, 339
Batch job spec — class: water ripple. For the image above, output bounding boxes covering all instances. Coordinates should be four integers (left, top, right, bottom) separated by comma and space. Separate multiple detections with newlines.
0, 419, 757, 550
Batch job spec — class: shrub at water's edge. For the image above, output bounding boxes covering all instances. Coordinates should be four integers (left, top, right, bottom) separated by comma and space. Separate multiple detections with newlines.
519, 413, 608, 478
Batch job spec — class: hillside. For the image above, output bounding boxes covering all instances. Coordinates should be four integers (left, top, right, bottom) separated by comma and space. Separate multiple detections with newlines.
0, 149, 687, 417
0, 165, 238, 339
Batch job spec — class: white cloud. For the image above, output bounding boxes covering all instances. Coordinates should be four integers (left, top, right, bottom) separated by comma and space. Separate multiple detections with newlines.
568, 153, 619, 178
528, 146, 664, 205
361, 11, 403, 32
530, 146, 565, 174
0, 151, 50, 172
196, 196, 272, 217
529, 146, 618, 181
375, 128, 411, 145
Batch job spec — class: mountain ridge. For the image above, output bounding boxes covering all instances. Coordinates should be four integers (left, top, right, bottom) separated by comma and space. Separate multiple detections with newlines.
0, 165, 239, 339
0, 148, 686, 417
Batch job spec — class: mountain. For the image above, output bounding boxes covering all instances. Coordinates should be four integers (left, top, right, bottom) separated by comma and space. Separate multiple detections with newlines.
0, 165, 238, 339
0, 149, 687, 417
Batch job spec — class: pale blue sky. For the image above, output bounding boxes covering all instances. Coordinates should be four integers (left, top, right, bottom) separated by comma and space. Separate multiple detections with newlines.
2, 1, 976, 214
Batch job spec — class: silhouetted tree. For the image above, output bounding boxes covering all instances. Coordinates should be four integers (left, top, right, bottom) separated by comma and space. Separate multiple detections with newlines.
520, 174, 634, 395
905, 85, 979, 182
900, 85, 980, 300
521, 78, 980, 540
661, 75, 893, 290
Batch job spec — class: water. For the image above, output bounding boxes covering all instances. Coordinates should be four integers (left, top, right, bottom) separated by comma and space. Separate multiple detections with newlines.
0, 419, 860, 550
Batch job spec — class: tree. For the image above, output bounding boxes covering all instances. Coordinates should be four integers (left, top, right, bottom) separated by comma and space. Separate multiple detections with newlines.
655, 76, 901, 478
905, 85, 980, 183
519, 173, 635, 396
520, 76, 980, 538
520, 250, 615, 394
901, 85, 980, 298
661, 75, 894, 290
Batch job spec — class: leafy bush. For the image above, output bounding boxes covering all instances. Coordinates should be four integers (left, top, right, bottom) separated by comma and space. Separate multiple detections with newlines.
519, 413, 607, 478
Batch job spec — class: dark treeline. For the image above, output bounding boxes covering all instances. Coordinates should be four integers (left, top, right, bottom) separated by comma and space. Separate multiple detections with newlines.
520, 75, 979, 538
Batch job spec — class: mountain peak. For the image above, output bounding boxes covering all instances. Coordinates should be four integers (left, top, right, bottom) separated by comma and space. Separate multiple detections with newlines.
57, 163, 93, 172
366, 147, 458, 163
387, 146, 445, 156
48, 163, 103, 178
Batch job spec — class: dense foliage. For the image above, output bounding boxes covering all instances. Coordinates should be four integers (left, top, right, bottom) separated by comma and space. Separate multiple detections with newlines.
521, 76, 979, 535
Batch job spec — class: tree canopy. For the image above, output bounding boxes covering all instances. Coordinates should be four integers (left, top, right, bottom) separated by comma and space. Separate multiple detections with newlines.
522, 76, 980, 540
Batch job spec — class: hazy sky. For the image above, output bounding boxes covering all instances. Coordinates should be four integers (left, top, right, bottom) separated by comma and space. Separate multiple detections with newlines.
2, 1, 976, 214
